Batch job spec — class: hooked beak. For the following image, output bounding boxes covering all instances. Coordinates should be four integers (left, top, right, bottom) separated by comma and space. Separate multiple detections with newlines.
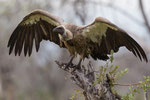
52, 27, 65, 35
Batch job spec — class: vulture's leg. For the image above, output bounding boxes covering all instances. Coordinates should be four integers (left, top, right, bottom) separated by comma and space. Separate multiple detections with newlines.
77, 58, 82, 68
73, 58, 82, 71
65, 56, 75, 69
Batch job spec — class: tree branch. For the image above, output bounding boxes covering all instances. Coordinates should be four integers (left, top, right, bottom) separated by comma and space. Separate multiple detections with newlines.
55, 61, 121, 100
144, 89, 148, 100
139, 0, 150, 34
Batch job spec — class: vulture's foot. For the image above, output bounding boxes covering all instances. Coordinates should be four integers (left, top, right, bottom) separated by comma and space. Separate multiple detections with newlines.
55, 61, 75, 72
72, 64, 81, 72
72, 59, 82, 72
64, 61, 74, 70
64, 56, 75, 70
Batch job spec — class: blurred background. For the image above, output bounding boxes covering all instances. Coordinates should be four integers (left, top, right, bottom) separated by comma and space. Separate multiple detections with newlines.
0, 0, 150, 100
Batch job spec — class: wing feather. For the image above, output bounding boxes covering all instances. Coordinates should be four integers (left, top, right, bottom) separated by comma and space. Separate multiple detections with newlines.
28, 26, 34, 56
34, 24, 40, 52
14, 27, 23, 55
41, 20, 51, 39
125, 33, 147, 61
8, 10, 65, 56
24, 27, 30, 56
81, 17, 148, 62
18, 27, 27, 55
8, 26, 21, 54
40, 21, 49, 37
15, 27, 26, 55
36, 23, 43, 42
8, 26, 20, 47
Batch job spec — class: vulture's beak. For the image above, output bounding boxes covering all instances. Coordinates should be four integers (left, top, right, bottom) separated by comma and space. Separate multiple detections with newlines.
53, 27, 65, 35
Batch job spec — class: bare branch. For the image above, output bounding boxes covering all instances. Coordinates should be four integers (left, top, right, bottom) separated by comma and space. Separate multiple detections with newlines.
144, 89, 148, 100
72, 0, 88, 25
139, 0, 150, 34
114, 82, 141, 86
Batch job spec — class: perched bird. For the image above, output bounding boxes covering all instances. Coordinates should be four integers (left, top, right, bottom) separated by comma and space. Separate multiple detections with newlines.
8, 9, 148, 68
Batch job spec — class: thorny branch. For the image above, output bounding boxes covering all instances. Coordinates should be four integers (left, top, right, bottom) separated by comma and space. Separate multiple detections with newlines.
55, 61, 121, 100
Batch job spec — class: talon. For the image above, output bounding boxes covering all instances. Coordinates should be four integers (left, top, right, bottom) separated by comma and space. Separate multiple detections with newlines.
64, 62, 73, 70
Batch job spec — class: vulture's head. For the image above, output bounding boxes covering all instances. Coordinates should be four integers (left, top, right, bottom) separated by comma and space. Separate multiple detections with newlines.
53, 25, 73, 41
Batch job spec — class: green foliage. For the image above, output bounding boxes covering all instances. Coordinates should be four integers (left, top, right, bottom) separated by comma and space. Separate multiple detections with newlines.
122, 87, 135, 100
122, 76, 150, 100
94, 50, 128, 86
70, 89, 83, 100
94, 50, 150, 100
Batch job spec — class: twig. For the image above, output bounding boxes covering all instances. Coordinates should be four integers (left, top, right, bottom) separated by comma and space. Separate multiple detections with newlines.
114, 82, 141, 86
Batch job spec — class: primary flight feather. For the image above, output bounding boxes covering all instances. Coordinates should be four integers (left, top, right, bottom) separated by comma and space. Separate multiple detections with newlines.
8, 9, 148, 68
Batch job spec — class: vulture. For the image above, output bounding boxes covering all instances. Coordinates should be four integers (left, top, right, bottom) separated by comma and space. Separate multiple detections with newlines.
8, 9, 148, 68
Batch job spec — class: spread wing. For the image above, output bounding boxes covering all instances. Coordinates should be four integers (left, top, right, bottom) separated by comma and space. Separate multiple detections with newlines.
81, 17, 148, 62
8, 9, 65, 56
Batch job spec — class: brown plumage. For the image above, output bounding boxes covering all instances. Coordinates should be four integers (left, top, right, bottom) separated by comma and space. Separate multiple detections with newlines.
8, 9, 148, 67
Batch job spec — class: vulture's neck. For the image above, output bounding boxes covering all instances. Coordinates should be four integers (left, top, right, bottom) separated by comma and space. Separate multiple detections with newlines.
64, 23, 79, 34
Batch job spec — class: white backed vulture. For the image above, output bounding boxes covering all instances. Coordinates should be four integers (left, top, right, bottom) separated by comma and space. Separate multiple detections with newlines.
8, 9, 148, 68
